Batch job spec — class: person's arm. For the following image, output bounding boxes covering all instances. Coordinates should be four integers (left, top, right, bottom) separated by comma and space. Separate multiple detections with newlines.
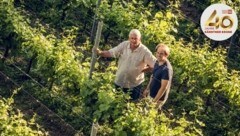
153, 79, 169, 102
96, 48, 112, 57
143, 75, 153, 97
93, 47, 112, 57
143, 50, 156, 73
93, 41, 126, 58
142, 65, 154, 73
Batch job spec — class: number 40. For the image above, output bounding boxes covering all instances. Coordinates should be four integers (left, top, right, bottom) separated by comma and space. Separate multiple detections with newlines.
205, 10, 233, 29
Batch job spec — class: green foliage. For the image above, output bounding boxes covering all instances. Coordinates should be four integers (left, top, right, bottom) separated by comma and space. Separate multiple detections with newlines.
99, 0, 149, 39
14, 0, 98, 32
0, 0, 240, 135
168, 42, 240, 135
0, 97, 46, 135
111, 100, 202, 136
140, 10, 177, 48
169, 42, 240, 106
98, 0, 177, 47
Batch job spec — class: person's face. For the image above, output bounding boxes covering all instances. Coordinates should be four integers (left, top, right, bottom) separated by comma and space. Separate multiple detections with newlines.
156, 47, 167, 62
129, 34, 141, 47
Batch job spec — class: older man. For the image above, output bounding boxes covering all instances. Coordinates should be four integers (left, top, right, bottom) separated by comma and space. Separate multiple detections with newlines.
94, 29, 156, 100
143, 44, 173, 108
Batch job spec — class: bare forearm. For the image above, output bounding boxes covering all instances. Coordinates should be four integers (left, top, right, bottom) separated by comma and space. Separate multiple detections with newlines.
143, 75, 153, 97
98, 50, 112, 57
146, 75, 153, 89
153, 80, 168, 102
153, 88, 165, 102
142, 66, 153, 73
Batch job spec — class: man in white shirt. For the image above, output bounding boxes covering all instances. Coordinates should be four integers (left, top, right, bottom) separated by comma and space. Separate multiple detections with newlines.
94, 29, 156, 100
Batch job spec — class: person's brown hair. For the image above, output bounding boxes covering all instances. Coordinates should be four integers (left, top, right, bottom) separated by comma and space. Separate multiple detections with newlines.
155, 43, 170, 56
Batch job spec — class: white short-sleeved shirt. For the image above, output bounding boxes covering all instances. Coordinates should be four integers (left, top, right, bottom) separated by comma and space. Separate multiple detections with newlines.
109, 41, 156, 88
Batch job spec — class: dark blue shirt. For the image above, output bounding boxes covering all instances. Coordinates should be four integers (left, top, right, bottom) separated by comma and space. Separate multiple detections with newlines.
150, 62, 169, 100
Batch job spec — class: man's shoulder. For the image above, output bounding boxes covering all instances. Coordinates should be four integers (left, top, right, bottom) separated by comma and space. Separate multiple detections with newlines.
114, 41, 129, 50
139, 43, 151, 53
120, 41, 130, 46
165, 60, 173, 77
166, 60, 173, 70
139, 43, 147, 48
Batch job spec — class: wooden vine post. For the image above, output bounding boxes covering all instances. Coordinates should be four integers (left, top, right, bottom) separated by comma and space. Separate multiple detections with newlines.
89, 21, 103, 79
90, 0, 102, 44
89, 21, 103, 136
90, 122, 99, 136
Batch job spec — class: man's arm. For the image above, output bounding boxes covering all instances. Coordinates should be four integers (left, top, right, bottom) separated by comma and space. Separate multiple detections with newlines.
153, 79, 169, 102
93, 47, 112, 57
142, 65, 154, 73
143, 75, 153, 97
143, 51, 156, 72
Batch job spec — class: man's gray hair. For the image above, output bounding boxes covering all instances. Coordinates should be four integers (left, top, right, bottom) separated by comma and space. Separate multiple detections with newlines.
129, 29, 141, 38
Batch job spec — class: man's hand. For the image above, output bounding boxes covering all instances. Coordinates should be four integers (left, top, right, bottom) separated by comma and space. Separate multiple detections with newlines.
142, 89, 149, 97
92, 47, 102, 55
150, 99, 163, 109
142, 65, 153, 73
